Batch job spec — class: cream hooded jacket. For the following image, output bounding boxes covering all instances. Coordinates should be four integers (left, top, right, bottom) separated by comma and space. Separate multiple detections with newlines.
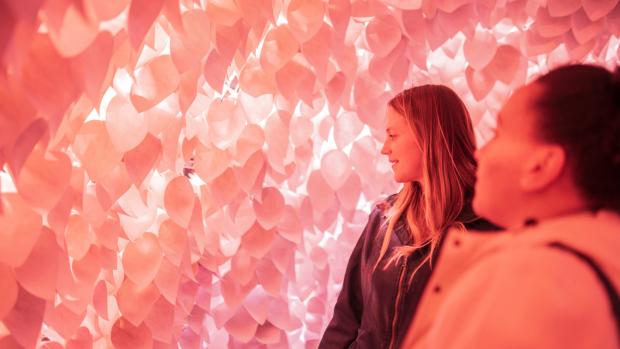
403, 210, 620, 349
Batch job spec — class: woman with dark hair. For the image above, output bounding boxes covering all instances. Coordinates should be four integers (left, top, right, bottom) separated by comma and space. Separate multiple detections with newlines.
403, 64, 620, 348
318, 85, 498, 349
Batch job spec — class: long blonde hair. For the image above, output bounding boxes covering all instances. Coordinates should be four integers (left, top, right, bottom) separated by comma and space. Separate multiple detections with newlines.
375, 85, 477, 277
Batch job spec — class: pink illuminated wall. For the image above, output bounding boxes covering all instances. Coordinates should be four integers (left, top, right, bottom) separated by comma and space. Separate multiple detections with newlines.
0, 0, 619, 348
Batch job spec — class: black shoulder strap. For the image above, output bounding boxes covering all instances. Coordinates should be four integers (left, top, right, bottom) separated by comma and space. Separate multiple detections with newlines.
548, 241, 620, 337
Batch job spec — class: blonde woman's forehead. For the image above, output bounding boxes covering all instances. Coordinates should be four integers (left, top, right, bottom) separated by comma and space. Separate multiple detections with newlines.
385, 106, 407, 129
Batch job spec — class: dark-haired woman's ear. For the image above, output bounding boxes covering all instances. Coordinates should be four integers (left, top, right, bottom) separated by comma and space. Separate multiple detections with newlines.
520, 145, 566, 192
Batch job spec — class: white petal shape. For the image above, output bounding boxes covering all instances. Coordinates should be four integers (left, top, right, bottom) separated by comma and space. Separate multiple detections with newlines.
364, 15, 401, 57
306, 170, 336, 215
571, 9, 604, 45
0, 194, 42, 267
253, 187, 285, 230
320, 149, 352, 190
46, 3, 99, 57
534, 7, 572, 38
336, 172, 362, 211
164, 176, 195, 228
224, 306, 258, 342
383, 0, 422, 10
290, 116, 313, 147
547, 0, 581, 17
287, 0, 325, 43
105, 95, 147, 153
465, 66, 495, 101
122, 233, 163, 288
583, 0, 618, 21
244, 286, 271, 324
207, 98, 246, 150
463, 28, 497, 70
334, 112, 363, 149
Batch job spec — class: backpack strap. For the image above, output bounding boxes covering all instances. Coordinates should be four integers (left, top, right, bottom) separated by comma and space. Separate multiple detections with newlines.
548, 241, 620, 337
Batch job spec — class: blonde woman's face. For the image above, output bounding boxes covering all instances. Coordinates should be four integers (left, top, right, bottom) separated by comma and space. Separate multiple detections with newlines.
381, 106, 423, 183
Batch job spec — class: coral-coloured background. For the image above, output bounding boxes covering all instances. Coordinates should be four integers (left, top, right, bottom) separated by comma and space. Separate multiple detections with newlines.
0, 0, 619, 348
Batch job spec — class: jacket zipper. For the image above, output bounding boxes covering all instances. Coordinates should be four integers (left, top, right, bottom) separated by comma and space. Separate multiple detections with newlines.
388, 260, 408, 349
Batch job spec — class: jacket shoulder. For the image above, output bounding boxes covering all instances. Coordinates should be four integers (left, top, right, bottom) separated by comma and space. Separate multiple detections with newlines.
428, 245, 618, 348
373, 193, 397, 213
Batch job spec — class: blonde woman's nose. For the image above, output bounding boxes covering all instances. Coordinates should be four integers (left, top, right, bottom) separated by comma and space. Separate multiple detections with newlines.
380, 142, 390, 155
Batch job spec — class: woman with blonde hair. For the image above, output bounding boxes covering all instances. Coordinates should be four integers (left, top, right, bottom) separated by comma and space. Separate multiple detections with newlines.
319, 85, 498, 349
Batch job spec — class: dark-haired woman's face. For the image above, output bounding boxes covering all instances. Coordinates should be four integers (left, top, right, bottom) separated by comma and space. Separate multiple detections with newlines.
381, 107, 423, 183
473, 84, 545, 227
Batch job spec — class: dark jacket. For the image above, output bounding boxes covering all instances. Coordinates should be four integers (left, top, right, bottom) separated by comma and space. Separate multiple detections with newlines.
318, 195, 499, 349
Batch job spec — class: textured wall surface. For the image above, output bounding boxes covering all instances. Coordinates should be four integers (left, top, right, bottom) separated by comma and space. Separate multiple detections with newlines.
0, 0, 619, 348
